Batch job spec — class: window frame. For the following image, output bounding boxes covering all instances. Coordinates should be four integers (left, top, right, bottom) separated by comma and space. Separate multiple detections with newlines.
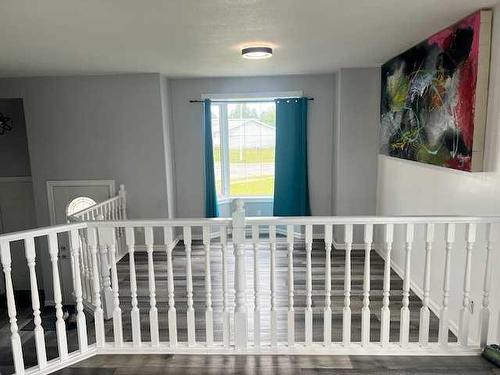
206, 91, 302, 200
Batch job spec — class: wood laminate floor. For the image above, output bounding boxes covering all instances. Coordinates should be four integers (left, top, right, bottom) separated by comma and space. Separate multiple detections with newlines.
0, 239, 472, 375
51, 354, 500, 375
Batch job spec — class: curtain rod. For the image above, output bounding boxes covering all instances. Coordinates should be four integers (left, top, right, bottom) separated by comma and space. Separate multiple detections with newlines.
189, 97, 314, 103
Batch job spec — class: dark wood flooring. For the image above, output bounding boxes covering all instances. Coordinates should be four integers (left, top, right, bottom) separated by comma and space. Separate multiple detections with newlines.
0, 239, 467, 374
53, 354, 500, 375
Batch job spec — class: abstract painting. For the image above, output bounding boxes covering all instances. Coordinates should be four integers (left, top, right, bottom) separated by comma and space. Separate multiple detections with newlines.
380, 10, 492, 172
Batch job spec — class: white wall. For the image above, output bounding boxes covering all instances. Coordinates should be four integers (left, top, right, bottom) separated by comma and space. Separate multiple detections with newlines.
333, 68, 380, 244
376, 4, 500, 344
169, 74, 336, 218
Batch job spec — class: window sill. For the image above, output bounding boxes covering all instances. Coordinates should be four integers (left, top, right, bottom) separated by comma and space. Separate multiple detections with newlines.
218, 196, 273, 205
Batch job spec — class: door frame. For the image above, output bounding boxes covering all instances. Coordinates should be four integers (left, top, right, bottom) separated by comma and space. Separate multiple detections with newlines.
46, 179, 116, 225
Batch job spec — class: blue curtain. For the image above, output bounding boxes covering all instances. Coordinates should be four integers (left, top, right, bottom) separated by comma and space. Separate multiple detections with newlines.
273, 97, 310, 216
203, 99, 219, 217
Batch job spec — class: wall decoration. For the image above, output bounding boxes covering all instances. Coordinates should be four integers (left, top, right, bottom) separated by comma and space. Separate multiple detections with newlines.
0, 112, 13, 135
380, 10, 492, 172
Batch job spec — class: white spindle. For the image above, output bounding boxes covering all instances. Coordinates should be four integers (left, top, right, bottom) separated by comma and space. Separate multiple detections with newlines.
145, 226, 160, 347
25, 237, 47, 368
0, 240, 25, 374
83, 232, 94, 303
183, 226, 196, 346
438, 224, 455, 347
77, 233, 86, 302
361, 224, 373, 346
480, 223, 495, 348
87, 227, 105, 347
400, 224, 414, 347
324, 225, 333, 346
419, 223, 434, 346
232, 200, 248, 349
98, 226, 122, 346
69, 229, 89, 351
252, 225, 261, 347
78, 234, 88, 303
97, 217, 114, 320
380, 224, 394, 346
221, 225, 230, 347
203, 225, 214, 346
305, 224, 313, 346
164, 226, 177, 346
47, 233, 68, 358
458, 223, 476, 346
286, 225, 295, 347
269, 225, 277, 347
343, 224, 353, 346
125, 227, 141, 347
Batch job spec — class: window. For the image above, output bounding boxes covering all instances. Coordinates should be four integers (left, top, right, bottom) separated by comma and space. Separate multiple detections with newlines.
212, 101, 276, 197
66, 196, 97, 217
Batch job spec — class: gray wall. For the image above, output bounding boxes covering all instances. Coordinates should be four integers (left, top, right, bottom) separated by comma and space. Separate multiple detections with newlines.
0, 99, 31, 177
0, 74, 173, 299
169, 74, 336, 218
0, 73, 171, 226
333, 68, 380, 243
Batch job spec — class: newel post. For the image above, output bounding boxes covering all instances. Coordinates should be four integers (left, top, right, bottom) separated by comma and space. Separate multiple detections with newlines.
232, 199, 248, 349
96, 216, 114, 319
118, 184, 127, 220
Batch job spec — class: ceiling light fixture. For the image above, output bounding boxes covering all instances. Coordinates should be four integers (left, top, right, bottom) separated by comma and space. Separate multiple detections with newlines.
242, 46, 273, 59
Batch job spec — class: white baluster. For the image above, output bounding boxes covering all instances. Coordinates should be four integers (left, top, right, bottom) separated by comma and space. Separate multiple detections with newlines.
25, 237, 47, 368
252, 225, 261, 347
125, 227, 141, 347
183, 226, 196, 346
165, 226, 177, 346
458, 223, 476, 346
0, 240, 25, 374
324, 225, 333, 346
400, 224, 414, 347
380, 224, 394, 346
47, 233, 68, 358
81, 232, 92, 304
343, 224, 353, 346
269, 225, 277, 347
233, 199, 248, 349
361, 224, 373, 347
98, 226, 122, 347
286, 225, 295, 347
69, 229, 89, 351
480, 223, 495, 348
221, 225, 230, 347
203, 225, 214, 346
438, 224, 454, 347
145, 226, 160, 347
78, 233, 88, 303
419, 223, 434, 346
305, 224, 313, 346
97, 216, 113, 320
87, 227, 105, 347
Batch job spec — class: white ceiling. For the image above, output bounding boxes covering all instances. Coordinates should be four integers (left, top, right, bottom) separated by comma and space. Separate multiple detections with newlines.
0, 0, 498, 78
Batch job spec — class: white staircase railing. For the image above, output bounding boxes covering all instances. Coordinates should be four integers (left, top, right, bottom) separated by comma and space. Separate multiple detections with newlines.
1, 201, 500, 374
66, 184, 127, 318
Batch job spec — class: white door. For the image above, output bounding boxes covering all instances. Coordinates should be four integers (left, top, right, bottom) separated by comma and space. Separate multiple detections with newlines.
47, 180, 115, 303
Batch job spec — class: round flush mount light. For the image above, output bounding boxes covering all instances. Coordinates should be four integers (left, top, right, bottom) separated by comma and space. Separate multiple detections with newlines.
241, 46, 273, 59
